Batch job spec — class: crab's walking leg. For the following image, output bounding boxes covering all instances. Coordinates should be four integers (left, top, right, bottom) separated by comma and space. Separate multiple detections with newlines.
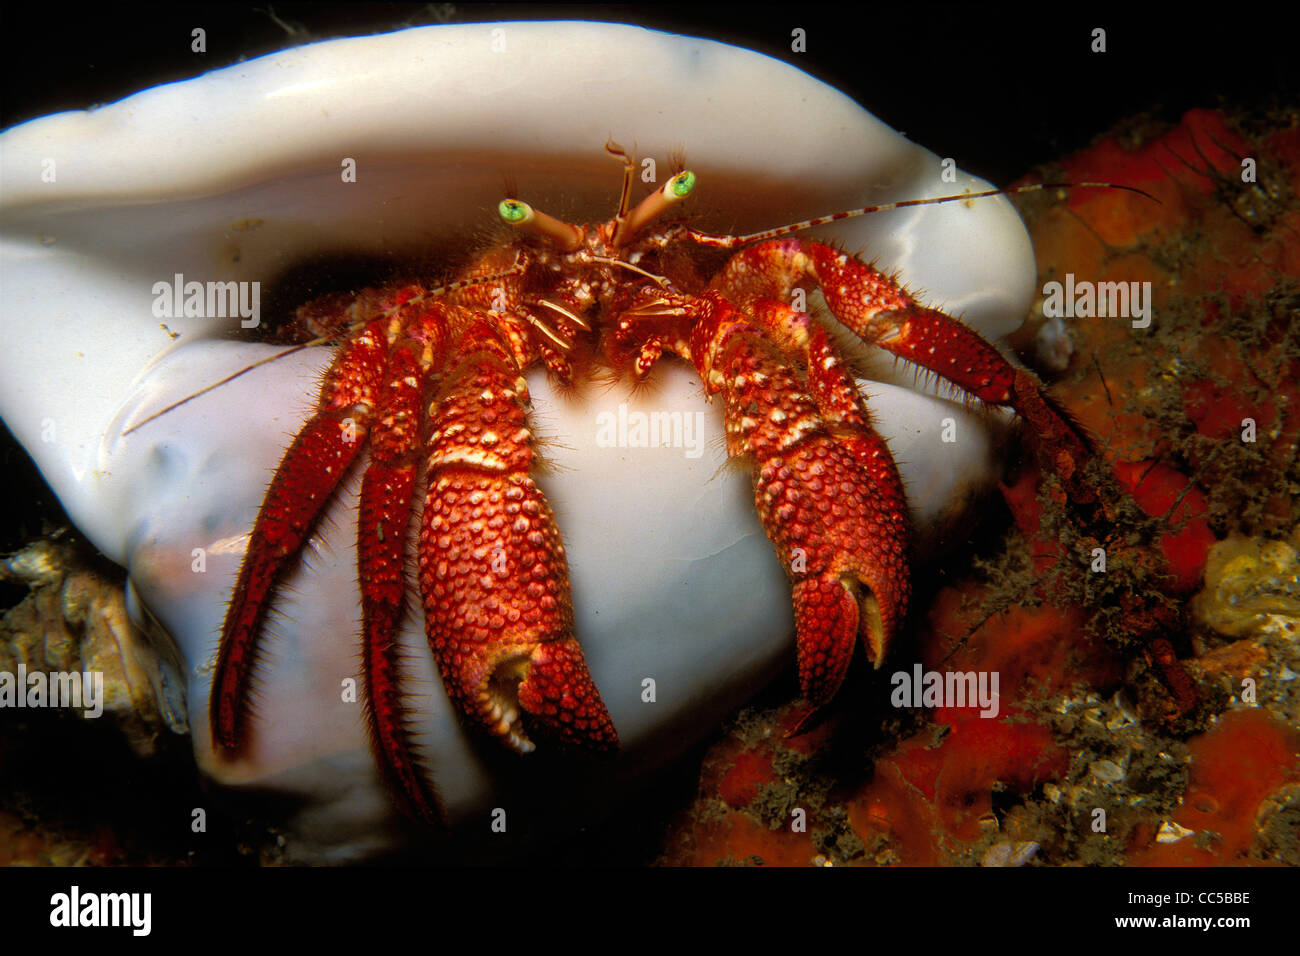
212, 302, 398, 753
714, 240, 1095, 500
419, 317, 617, 753
688, 292, 910, 710
356, 301, 449, 823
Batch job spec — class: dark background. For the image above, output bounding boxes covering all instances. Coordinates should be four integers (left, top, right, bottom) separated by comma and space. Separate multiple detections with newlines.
2, 2, 1296, 185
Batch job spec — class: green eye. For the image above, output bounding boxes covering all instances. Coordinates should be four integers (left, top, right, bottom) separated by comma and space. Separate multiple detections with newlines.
669, 170, 696, 198
498, 199, 533, 224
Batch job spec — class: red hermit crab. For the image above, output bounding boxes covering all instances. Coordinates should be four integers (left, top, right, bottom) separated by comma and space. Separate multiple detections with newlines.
205, 139, 1092, 827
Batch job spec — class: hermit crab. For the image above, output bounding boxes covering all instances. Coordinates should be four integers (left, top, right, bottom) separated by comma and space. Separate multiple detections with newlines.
203, 136, 1095, 831
0, 22, 1038, 858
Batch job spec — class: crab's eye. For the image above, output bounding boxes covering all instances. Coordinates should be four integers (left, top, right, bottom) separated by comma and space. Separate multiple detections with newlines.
668, 170, 696, 199
498, 199, 534, 225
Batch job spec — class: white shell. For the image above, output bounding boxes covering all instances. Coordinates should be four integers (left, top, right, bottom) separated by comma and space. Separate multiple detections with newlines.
0, 22, 1034, 860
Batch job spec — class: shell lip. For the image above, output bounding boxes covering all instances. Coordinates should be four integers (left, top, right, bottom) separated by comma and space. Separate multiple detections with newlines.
0, 20, 873, 212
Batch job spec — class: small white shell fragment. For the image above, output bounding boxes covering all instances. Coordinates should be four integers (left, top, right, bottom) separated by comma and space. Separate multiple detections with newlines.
980, 841, 1041, 867
1090, 759, 1126, 783
1155, 821, 1196, 843
1034, 314, 1074, 372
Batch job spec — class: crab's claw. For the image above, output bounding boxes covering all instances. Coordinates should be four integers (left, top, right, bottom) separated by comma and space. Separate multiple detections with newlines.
688, 292, 911, 718
775, 432, 911, 711
515, 638, 619, 752
419, 319, 618, 755
420, 505, 619, 754
788, 374, 914, 709
423, 631, 616, 755
793, 569, 899, 709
